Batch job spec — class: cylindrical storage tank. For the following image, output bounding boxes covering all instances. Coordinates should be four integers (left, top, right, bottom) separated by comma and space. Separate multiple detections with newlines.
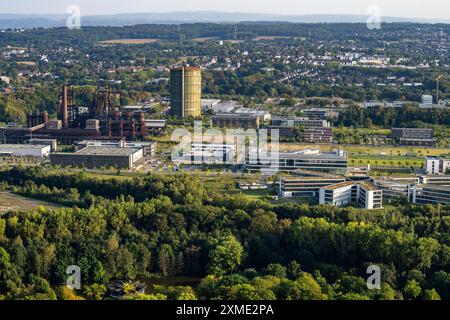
170, 66, 201, 118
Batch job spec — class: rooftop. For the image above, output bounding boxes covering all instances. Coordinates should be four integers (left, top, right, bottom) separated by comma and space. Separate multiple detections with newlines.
75, 146, 141, 156
359, 181, 379, 192
322, 181, 355, 190
0, 144, 50, 149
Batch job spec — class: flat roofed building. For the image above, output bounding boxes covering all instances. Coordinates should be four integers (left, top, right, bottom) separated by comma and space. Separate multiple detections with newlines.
319, 181, 382, 210
77, 140, 157, 158
173, 143, 236, 165
246, 149, 348, 174
425, 157, 450, 175
271, 117, 330, 128
235, 108, 271, 122
280, 176, 346, 198
28, 138, 58, 152
0, 144, 51, 157
51, 146, 144, 169
302, 127, 333, 143
303, 108, 327, 120
212, 114, 260, 129
414, 185, 450, 205
391, 128, 436, 146
421, 175, 450, 185
373, 179, 413, 201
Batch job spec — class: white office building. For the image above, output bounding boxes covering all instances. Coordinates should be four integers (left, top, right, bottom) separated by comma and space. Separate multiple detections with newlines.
425, 157, 450, 175
319, 181, 383, 210
0, 144, 51, 157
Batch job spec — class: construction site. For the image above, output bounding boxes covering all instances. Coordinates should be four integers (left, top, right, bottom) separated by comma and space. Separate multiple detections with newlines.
1, 84, 150, 145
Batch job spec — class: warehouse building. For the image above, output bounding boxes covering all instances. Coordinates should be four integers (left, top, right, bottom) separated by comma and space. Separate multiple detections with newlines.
0, 144, 51, 157
51, 145, 144, 169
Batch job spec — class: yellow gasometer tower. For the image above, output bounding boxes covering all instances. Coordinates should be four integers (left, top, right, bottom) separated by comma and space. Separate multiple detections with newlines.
170, 66, 202, 118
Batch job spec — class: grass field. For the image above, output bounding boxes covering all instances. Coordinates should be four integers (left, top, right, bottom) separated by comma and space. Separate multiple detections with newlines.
0, 192, 62, 213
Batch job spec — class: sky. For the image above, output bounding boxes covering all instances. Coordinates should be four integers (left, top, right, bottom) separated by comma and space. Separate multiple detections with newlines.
1, 0, 449, 20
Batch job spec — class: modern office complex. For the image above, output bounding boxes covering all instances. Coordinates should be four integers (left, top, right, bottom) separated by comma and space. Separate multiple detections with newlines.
173, 143, 236, 165
170, 66, 202, 118
246, 149, 348, 173
391, 128, 436, 146
373, 179, 414, 201
319, 181, 383, 210
413, 185, 450, 205
279, 171, 346, 198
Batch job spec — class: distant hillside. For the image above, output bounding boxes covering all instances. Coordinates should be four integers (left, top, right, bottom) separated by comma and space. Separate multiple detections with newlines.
0, 11, 449, 29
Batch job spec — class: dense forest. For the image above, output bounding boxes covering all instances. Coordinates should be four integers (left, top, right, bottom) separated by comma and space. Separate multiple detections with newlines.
337, 105, 450, 128
0, 23, 448, 48
0, 167, 449, 300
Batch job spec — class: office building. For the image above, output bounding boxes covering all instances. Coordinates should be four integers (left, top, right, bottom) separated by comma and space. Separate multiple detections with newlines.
234, 108, 271, 122
425, 157, 450, 175
173, 143, 236, 165
319, 181, 383, 210
170, 66, 202, 118
302, 127, 333, 143
211, 114, 260, 129
271, 117, 330, 128
373, 179, 413, 201
413, 185, 450, 205
391, 128, 436, 146
421, 175, 450, 185
246, 149, 348, 173
280, 172, 346, 198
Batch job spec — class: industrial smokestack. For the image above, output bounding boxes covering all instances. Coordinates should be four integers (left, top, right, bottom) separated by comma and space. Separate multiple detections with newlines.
62, 85, 69, 129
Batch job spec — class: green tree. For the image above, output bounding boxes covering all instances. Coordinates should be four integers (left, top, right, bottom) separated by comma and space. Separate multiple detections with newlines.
207, 236, 244, 276
286, 273, 327, 300
403, 280, 422, 300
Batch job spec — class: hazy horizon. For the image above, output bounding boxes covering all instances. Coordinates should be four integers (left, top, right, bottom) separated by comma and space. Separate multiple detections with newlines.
1, 0, 449, 20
